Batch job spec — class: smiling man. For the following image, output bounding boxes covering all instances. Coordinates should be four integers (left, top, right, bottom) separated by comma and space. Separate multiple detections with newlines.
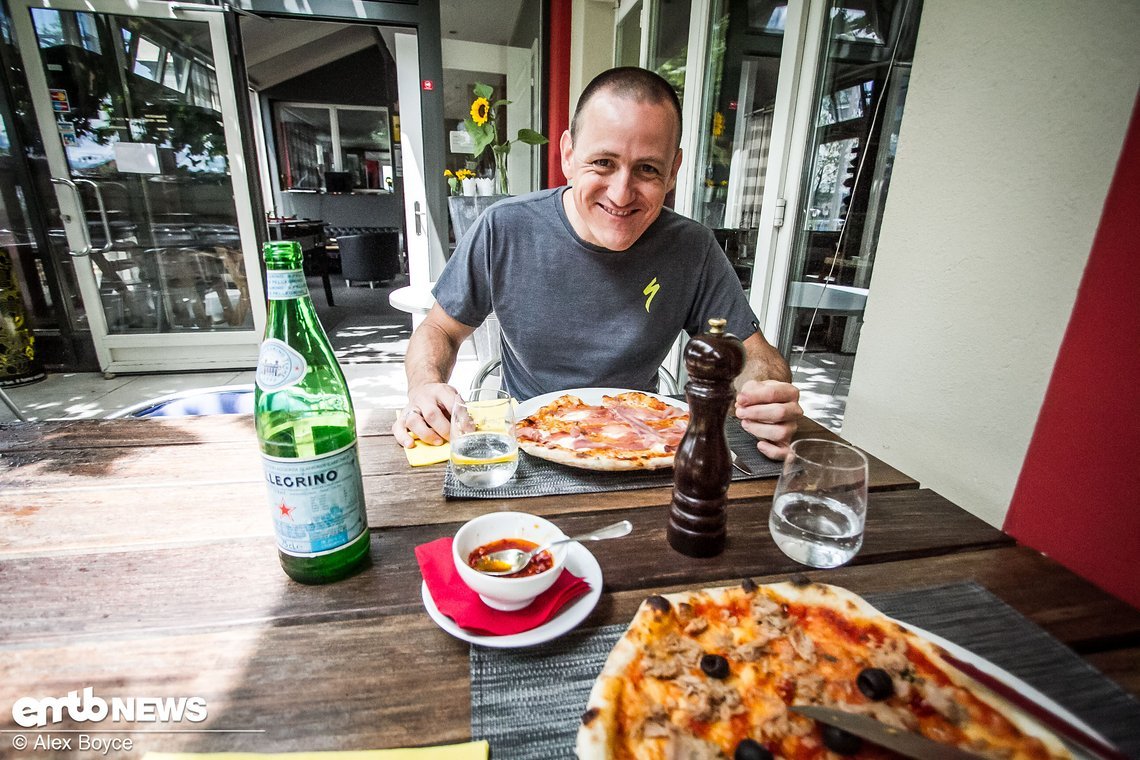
395, 67, 801, 459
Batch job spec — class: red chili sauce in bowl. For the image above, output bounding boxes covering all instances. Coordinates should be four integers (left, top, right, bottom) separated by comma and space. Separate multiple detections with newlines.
467, 538, 554, 578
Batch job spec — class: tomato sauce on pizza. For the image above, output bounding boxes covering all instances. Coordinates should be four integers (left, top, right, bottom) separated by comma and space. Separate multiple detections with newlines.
516, 392, 688, 471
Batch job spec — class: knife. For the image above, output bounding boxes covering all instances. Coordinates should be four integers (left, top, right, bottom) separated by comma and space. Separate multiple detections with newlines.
730, 450, 754, 475
789, 706, 986, 760
939, 653, 1128, 760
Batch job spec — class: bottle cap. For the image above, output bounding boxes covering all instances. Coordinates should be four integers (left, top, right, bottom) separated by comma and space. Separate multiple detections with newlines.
707, 318, 726, 335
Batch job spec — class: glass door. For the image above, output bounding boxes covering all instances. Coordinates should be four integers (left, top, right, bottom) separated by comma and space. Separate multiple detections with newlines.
394, 30, 443, 294
10, 0, 264, 373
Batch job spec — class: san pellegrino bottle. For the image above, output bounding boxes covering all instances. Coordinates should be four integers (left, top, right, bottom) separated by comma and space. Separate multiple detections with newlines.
255, 241, 370, 583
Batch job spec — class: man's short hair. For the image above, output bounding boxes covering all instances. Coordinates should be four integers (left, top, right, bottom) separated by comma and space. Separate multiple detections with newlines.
570, 67, 683, 148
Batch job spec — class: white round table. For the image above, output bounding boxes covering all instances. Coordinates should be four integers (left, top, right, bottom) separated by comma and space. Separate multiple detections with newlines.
388, 283, 436, 315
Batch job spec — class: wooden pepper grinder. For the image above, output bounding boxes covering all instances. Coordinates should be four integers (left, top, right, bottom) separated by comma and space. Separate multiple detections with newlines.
667, 318, 744, 557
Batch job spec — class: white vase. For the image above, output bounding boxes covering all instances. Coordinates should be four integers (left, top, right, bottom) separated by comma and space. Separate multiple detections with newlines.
461, 178, 477, 197
475, 177, 495, 197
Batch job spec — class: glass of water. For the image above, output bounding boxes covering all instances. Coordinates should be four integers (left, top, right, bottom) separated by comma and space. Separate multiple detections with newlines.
450, 389, 518, 489
769, 438, 869, 568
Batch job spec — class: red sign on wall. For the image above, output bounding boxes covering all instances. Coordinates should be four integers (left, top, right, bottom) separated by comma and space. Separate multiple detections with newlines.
422, 80, 434, 91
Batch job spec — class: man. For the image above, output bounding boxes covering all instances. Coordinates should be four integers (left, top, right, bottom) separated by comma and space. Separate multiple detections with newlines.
395, 67, 801, 459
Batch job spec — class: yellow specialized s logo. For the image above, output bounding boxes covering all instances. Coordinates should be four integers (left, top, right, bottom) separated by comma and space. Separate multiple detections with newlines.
643, 277, 661, 312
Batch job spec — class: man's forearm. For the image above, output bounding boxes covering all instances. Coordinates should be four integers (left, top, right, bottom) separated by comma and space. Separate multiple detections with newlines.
405, 321, 463, 390
736, 333, 793, 390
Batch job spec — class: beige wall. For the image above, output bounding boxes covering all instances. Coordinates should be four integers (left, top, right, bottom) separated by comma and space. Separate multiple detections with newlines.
841, 0, 1140, 526
569, 0, 616, 115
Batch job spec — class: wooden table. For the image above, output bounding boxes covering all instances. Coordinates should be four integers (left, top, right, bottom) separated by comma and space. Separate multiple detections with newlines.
1, 413, 1137, 757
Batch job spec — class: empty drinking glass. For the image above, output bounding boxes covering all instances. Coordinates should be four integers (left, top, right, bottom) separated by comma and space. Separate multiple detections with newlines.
769, 439, 869, 568
449, 389, 518, 489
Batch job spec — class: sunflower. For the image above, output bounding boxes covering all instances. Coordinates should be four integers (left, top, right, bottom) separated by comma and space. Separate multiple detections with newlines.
470, 97, 491, 126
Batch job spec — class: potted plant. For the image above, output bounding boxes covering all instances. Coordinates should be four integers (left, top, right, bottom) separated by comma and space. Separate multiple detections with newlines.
464, 82, 548, 196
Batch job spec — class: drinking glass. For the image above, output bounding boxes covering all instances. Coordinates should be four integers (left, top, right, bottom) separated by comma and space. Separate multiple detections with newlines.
449, 389, 518, 489
769, 438, 869, 568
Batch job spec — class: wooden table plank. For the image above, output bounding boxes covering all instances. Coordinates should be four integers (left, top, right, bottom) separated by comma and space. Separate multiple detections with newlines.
0, 613, 471, 757
0, 490, 1019, 643
0, 409, 396, 451
0, 415, 917, 555
1, 417, 913, 499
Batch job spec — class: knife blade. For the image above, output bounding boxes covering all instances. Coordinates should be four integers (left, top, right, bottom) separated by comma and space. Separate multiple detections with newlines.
789, 706, 986, 760
730, 450, 754, 475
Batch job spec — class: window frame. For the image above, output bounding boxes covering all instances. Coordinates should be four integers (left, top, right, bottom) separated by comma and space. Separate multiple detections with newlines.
272, 101, 393, 194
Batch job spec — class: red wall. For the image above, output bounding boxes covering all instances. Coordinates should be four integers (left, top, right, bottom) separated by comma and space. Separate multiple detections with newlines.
546, 0, 572, 187
1004, 94, 1140, 609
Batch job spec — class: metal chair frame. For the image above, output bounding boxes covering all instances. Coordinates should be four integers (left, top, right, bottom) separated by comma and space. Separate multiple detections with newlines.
0, 386, 26, 421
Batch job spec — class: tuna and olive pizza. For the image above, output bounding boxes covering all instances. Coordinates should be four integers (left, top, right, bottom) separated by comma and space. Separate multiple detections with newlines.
576, 580, 1071, 759
516, 391, 688, 471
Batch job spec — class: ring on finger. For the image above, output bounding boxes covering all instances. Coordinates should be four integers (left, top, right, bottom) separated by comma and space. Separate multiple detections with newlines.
405, 407, 421, 422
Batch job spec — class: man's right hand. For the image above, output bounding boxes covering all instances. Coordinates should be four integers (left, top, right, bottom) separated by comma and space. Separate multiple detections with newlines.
392, 382, 462, 448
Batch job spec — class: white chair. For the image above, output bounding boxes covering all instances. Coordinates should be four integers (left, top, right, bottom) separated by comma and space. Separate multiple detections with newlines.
469, 358, 679, 395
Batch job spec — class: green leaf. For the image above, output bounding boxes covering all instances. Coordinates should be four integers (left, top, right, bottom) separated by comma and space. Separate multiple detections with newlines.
493, 143, 511, 156
464, 117, 495, 159
493, 99, 511, 108
473, 82, 494, 100
516, 128, 549, 146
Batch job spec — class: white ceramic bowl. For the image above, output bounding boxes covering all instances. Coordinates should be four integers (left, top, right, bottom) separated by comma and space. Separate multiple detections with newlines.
452, 511, 569, 611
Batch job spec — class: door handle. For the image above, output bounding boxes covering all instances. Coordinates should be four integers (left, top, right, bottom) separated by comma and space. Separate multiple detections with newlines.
413, 201, 425, 236
73, 179, 114, 253
50, 178, 94, 257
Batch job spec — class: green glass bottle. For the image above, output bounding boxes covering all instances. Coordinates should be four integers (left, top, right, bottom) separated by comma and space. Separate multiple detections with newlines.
255, 241, 370, 583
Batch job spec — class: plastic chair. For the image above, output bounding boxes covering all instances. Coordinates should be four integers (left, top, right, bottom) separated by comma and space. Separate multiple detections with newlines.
338, 230, 402, 288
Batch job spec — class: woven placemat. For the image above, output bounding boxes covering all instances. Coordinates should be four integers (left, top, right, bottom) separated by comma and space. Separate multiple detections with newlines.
469, 582, 1140, 759
445, 418, 782, 499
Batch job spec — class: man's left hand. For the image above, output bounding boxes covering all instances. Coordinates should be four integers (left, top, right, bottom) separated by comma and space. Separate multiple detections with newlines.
734, 379, 802, 460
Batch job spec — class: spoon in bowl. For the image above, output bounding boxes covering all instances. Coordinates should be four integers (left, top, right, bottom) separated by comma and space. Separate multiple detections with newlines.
474, 520, 633, 576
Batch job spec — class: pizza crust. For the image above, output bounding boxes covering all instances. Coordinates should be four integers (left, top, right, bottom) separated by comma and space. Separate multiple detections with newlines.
576, 581, 1074, 760
518, 439, 676, 470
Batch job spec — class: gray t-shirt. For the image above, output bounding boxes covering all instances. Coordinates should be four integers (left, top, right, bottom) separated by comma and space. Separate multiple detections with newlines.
433, 187, 758, 400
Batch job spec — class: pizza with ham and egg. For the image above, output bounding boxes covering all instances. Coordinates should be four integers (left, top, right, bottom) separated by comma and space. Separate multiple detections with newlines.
576, 580, 1072, 760
516, 391, 688, 471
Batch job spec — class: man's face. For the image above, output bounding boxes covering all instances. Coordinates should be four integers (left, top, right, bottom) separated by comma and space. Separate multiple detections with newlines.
560, 91, 683, 251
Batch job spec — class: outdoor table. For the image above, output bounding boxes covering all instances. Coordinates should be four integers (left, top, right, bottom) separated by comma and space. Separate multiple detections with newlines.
1, 412, 1137, 757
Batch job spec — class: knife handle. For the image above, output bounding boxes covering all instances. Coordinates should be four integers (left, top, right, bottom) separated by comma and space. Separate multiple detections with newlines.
940, 653, 1128, 760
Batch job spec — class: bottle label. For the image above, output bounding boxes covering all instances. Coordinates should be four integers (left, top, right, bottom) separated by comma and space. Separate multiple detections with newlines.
256, 338, 307, 391
262, 444, 367, 557
266, 269, 308, 300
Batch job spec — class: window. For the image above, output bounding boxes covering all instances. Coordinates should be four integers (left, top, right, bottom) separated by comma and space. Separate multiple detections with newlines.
273, 103, 392, 192
30, 9, 100, 52
133, 36, 162, 81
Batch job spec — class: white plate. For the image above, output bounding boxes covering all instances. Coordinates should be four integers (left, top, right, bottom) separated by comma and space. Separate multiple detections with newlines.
421, 542, 603, 649
895, 620, 1107, 742
515, 387, 688, 421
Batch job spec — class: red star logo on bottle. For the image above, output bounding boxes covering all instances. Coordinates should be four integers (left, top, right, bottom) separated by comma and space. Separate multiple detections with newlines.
278, 501, 294, 520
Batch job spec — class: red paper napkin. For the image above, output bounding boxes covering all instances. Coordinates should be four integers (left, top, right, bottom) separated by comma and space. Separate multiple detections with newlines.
415, 537, 591, 636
